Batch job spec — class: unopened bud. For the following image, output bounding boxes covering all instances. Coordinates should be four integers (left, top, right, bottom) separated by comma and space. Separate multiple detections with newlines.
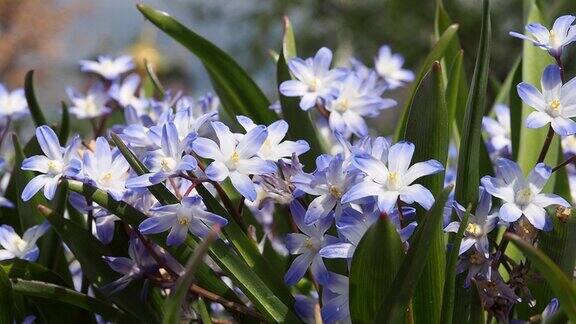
555, 206, 571, 223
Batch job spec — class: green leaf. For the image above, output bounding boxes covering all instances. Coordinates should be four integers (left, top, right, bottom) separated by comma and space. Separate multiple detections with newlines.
137, 4, 277, 126
65, 180, 299, 323
401, 62, 449, 324
445, 50, 464, 145
509, 58, 523, 161
349, 216, 404, 323
374, 186, 453, 323
394, 24, 458, 141
506, 233, 576, 321
440, 206, 471, 324
24, 70, 48, 127
454, 0, 491, 208
493, 56, 521, 105
517, 0, 557, 174
10, 279, 131, 322
163, 228, 218, 324
0, 266, 14, 324
277, 17, 325, 169
58, 102, 70, 145
38, 205, 160, 323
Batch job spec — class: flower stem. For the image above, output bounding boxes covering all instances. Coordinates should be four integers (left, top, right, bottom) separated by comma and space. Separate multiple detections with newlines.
536, 126, 555, 164
552, 155, 576, 173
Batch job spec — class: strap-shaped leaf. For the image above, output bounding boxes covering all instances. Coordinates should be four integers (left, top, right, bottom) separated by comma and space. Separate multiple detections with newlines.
506, 233, 576, 321
394, 24, 458, 140
11, 278, 131, 322
440, 206, 471, 324
24, 70, 48, 127
349, 216, 404, 323
137, 4, 277, 126
39, 205, 160, 323
446, 50, 463, 145
0, 266, 14, 324
277, 17, 325, 169
402, 62, 449, 323
373, 185, 452, 323
58, 102, 70, 145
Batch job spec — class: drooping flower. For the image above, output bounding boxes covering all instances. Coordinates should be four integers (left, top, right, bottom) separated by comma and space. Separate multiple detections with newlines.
482, 104, 511, 154
139, 196, 228, 246
325, 73, 396, 137
21, 126, 81, 201
79, 55, 134, 80
481, 158, 570, 230
66, 85, 111, 119
510, 15, 576, 58
192, 121, 276, 201
279, 47, 346, 110
374, 45, 415, 89
445, 187, 498, 257
236, 116, 310, 162
0, 222, 50, 262
0, 84, 28, 121
109, 73, 149, 114
517, 64, 576, 136
342, 141, 444, 213
321, 272, 350, 323
82, 137, 130, 201
126, 122, 197, 188
293, 154, 360, 224
69, 193, 120, 244
284, 200, 337, 286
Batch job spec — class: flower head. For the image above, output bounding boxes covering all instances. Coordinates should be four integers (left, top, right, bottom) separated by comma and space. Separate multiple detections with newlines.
510, 15, 576, 58
0, 84, 27, 120
482, 104, 511, 154
21, 126, 81, 201
109, 73, 149, 114
79, 55, 134, 80
82, 137, 130, 201
0, 222, 50, 262
139, 196, 228, 246
342, 141, 444, 213
481, 158, 570, 230
517, 64, 576, 136
279, 47, 346, 110
192, 121, 276, 201
66, 85, 111, 119
374, 45, 415, 89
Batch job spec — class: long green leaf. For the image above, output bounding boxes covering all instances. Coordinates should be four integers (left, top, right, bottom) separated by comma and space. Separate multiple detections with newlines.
11, 279, 130, 322
137, 4, 277, 126
446, 50, 464, 145
373, 186, 452, 323
24, 70, 48, 127
58, 102, 70, 145
0, 266, 14, 324
440, 206, 471, 324
277, 17, 325, 169
506, 233, 576, 321
65, 180, 299, 322
349, 216, 404, 323
39, 205, 160, 323
509, 58, 523, 161
402, 62, 449, 324
394, 24, 458, 140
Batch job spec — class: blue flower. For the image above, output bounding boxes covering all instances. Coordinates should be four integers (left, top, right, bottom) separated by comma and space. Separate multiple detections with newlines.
482, 104, 511, 154
342, 141, 444, 213
517, 64, 576, 136
66, 84, 111, 119
109, 73, 149, 114
139, 196, 228, 246
284, 200, 337, 286
279, 47, 346, 110
0, 222, 50, 262
481, 158, 569, 230
0, 84, 28, 120
82, 137, 130, 201
374, 45, 415, 89
192, 121, 276, 201
69, 193, 120, 244
445, 187, 498, 257
325, 73, 396, 137
79, 55, 134, 80
293, 154, 360, 224
236, 116, 310, 162
126, 122, 197, 188
21, 126, 81, 201
510, 15, 576, 58
321, 272, 350, 323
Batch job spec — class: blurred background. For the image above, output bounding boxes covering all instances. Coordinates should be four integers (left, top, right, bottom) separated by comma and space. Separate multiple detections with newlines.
1, 0, 576, 117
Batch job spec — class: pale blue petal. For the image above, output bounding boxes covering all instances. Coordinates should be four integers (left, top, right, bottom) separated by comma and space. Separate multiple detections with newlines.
205, 161, 229, 182
21, 155, 50, 173
36, 126, 62, 160
139, 215, 175, 234
517, 82, 546, 111
166, 225, 188, 246
43, 177, 60, 200
523, 204, 547, 230
310, 255, 330, 285
404, 160, 444, 185
237, 125, 267, 158
21, 175, 50, 201
499, 203, 523, 223
541, 64, 562, 93
551, 117, 576, 136
305, 194, 336, 225
388, 141, 414, 173
400, 184, 435, 210
527, 163, 551, 192
532, 193, 570, 208
229, 171, 257, 201
319, 243, 354, 259
526, 111, 551, 129
284, 252, 313, 286
192, 137, 223, 160
341, 181, 382, 203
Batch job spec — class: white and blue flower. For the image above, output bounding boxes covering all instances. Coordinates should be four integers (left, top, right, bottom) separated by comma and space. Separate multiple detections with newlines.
510, 15, 576, 58
79, 55, 134, 80
374, 45, 414, 89
0, 222, 50, 262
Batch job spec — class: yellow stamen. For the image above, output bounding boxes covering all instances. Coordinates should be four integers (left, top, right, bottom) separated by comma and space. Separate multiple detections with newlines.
550, 99, 561, 110
466, 223, 483, 238
329, 185, 342, 198
231, 151, 240, 163
178, 218, 190, 226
